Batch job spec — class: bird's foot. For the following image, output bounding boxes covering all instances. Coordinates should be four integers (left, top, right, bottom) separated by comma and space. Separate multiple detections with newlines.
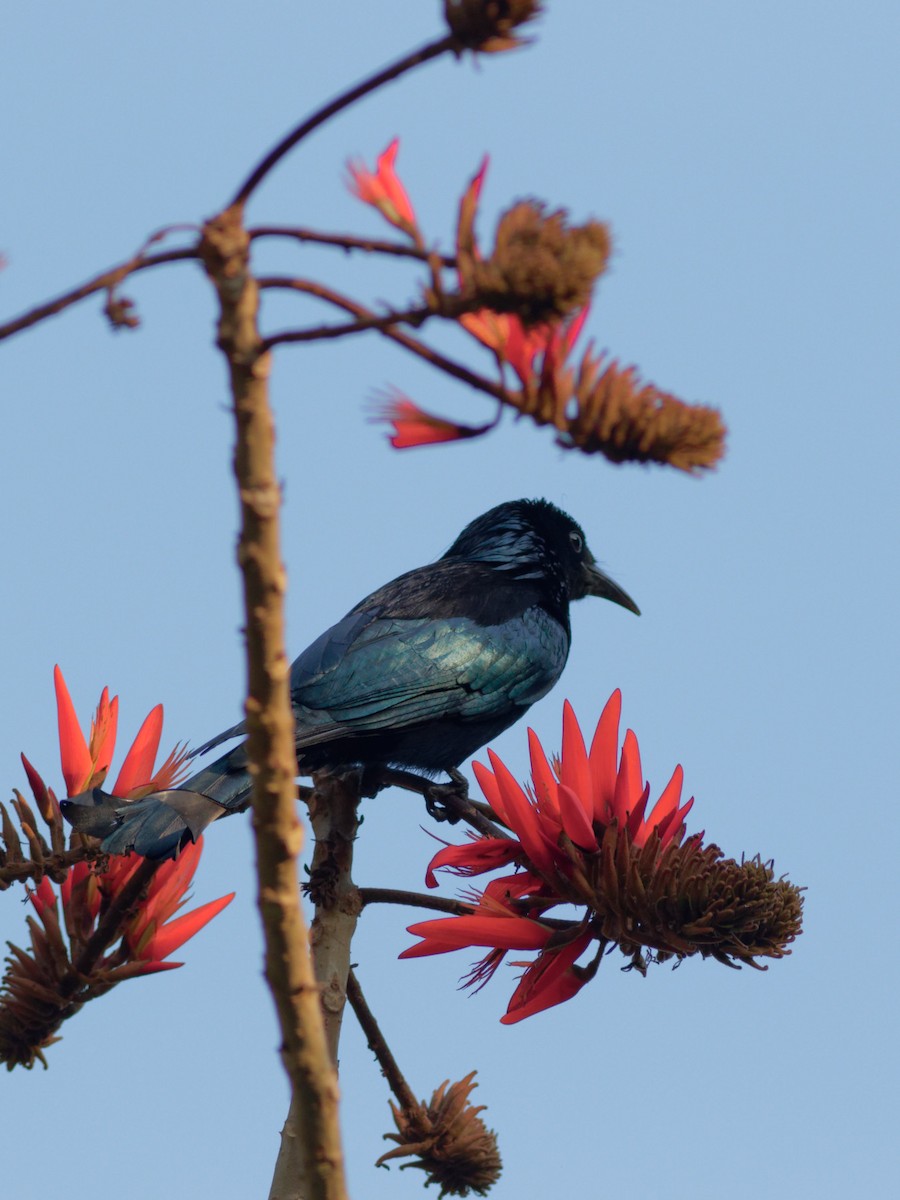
424, 769, 470, 824
358, 765, 387, 800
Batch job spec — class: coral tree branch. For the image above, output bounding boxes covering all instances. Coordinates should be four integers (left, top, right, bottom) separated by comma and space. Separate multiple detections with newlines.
231, 37, 455, 207
270, 773, 362, 1200
199, 204, 347, 1200
0, 249, 197, 343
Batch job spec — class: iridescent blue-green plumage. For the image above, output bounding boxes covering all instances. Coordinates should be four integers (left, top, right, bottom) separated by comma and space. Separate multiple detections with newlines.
62, 499, 638, 858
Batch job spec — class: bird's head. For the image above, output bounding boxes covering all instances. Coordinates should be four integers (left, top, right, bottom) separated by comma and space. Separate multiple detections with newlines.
443, 498, 639, 618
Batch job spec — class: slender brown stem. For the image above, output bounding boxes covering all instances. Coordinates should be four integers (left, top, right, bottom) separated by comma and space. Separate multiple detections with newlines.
371, 765, 511, 840
261, 304, 435, 345
0, 843, 94, 889
250, 226, 456, 267
359, 888, 474, 916
231, 36, 455, 208
258, 276, 509, 405
0, 249, 198, 342
346, 969, 418, 1111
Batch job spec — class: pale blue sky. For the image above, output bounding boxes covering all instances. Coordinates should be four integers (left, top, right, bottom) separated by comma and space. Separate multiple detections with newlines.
3, 3, 899, 1198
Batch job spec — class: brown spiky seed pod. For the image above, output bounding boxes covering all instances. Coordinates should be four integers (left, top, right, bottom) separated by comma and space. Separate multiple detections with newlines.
378, 1071, 502, 1197
460, 201, 610, 326
445, 0, 543, 54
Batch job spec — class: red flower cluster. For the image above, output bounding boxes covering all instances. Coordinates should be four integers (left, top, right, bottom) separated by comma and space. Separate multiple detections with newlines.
403, 692, 693, 1022
24, 667, 233, 975
404, 691, 802, 1023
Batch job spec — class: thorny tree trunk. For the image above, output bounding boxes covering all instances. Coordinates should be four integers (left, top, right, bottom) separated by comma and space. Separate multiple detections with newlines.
200, 203, 348, 1200
269, 772, 361, 1200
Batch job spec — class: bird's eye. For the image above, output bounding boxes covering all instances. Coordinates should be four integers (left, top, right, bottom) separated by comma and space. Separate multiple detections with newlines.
569, 531, 583, 555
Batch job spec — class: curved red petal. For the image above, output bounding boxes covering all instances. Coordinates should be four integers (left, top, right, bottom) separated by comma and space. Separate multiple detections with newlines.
425, 838, 519, 888
375, 139, 416, 227
54, 666, 93, 796
479, 871, 546, 909
112, 705, 164, 796
471, 759, 510, 826
625, 783, 651, 845
487, 750, 557, 876
146, 837, 202, 910
501, 930, 593, 1024
126, 960, 183, 976
622, 728, 643, 794
29, 876, 57, 917
612, 728, 644, 825
89, 691, 119, 776
559, 701, 593, 815
561, 304, 591, 357
465, 156, 489, 207
139, 892, 234, 962
60, 858, 91, 908
404, 913, 552, 954
527, 728, 559, 820
659, 796, 695, 850
645, 764, 683, 832
589, 690, 621, 823
20, 753, 50, 812
505, 318, 539, 384
557, 784, 598, 851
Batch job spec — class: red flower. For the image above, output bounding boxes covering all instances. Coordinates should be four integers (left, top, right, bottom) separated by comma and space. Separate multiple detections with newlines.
51, 664, 187, 800
374, 391, 494, 449
347, 138, 419, 237
403, 691, 696, 1023
25, 668, 233, 976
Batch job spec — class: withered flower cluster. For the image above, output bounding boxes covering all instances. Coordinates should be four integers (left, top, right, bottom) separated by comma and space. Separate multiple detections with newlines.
1, 771, 72, 892
378, 1071, 502, 1198
459, 200, 611, 326
444, 0, 543, 54
556, 349, 727, 471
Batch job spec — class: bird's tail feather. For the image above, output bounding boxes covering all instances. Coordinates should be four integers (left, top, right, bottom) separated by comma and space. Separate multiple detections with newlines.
60, 748, 252, 860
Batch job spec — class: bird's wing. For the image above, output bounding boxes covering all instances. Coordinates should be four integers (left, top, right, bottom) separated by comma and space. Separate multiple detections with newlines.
290, 606, 568, 743
190, 719, 248, 760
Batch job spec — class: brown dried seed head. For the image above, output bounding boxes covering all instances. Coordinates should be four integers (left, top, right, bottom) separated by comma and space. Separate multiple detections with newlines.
561, 353, 727, 472
461, 201, 610, 326
580, 826, 804, 970
445, 0, 543, 54
378, 1070, 502, 1197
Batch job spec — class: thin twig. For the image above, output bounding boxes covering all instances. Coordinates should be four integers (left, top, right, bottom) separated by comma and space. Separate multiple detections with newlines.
359, 888, 474, 917
372, 766, 511, 841
258, 276, 509, 405
231, 36, 455, 208
250, 226, 456, 267
0, 249, 198, 342
261, 305, 435, 345
346, 969, 418, 1111
0, 844, 93, 889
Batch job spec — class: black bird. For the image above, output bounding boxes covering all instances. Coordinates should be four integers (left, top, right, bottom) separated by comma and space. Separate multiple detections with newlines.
62, 499, 638, 858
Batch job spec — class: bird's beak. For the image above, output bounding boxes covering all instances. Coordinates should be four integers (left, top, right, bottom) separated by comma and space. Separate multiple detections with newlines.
580, 561, 640, 615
